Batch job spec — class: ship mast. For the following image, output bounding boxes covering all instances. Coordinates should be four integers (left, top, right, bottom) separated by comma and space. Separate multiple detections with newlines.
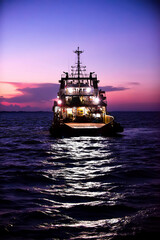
74, 47, 83, 80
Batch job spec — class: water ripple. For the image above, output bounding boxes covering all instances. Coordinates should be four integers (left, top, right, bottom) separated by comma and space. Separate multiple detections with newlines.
0, 112, 160, 239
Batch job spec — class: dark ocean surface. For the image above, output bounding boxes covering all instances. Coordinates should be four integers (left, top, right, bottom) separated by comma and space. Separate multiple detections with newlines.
0, 112, 160, 240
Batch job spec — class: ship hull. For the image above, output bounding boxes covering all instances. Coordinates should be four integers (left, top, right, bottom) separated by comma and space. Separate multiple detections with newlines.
49, 121, 123, 137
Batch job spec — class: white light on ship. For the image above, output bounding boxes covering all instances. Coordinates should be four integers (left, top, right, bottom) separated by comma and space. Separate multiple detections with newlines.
93, 97, 100, 104
86, 87, 91, 93
57, 99, 62, 105
68, 88, 74, 93
67, 108, 72, 114
96, 113, 101, 118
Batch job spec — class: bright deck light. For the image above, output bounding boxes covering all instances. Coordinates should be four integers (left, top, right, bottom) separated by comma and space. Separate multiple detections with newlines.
93, 97, 100, 104
67, 108, 72, 114
68, 88, 74, 93
95, 113, 101, 118
86, 87, 91, 93
57, 99, 62, 105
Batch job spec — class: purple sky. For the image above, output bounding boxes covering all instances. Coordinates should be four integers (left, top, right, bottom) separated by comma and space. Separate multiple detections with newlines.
0, 0, 160, 111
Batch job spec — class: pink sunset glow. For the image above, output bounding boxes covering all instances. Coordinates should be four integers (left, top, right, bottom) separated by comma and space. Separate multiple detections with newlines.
1, 0, 160, 111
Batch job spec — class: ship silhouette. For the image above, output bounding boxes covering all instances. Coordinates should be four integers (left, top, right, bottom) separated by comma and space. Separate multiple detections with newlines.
50, 47, 123, 136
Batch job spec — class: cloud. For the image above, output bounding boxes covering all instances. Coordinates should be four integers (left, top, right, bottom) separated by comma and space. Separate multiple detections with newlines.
99, 86, 129, 92
1, 82, 128, 104
0, 83, 59, 103
0, 103, 43, 112
0, 82, 129, 111
0, 96, 5, 102
128, 82, 140, 85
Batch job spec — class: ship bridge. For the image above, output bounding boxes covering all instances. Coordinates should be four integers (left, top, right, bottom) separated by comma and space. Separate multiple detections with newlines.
54, 47, 107, 124
59, 47, 99, 92
50, 47, 123, 136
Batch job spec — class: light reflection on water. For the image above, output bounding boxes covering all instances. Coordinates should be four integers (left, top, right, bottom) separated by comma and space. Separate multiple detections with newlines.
1, 112, 160, 239
35, 136, 131, 238
34, 133, 159, 239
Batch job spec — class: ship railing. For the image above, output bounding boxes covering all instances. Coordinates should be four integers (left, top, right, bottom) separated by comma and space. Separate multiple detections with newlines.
64, 101, 105, 107
61, 73, 97, 79
65, 89, 94, 96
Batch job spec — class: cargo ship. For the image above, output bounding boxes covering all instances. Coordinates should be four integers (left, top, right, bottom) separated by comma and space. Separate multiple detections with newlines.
50, 47, 123, 137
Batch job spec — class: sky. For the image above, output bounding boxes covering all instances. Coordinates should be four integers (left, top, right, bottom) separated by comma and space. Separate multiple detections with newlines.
0, 0, 160, 111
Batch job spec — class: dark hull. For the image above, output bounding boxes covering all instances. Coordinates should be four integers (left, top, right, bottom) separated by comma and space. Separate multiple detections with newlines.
49, 122, 123, 137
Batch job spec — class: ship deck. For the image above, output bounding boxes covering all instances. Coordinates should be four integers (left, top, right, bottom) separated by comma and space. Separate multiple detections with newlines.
64, 123, 105, 129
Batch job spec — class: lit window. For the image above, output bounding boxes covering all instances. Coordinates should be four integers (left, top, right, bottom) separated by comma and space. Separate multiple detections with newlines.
93, 97, 100, 104
86, 87, 91, 93
67, 108, 72, 114
68, 88, 74, 93
57, 99, 62, 105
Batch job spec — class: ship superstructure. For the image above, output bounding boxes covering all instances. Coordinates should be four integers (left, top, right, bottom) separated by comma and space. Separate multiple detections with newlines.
50, 47, 123, 136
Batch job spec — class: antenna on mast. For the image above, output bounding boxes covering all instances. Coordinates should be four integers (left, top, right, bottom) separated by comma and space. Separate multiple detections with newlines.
74, 47, 83, 79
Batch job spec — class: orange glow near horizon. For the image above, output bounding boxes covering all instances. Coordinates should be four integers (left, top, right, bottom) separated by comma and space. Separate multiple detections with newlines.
0, 83, 20, 98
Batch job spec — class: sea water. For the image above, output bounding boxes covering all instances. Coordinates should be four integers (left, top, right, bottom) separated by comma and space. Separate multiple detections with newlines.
0, 112, 160, 239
